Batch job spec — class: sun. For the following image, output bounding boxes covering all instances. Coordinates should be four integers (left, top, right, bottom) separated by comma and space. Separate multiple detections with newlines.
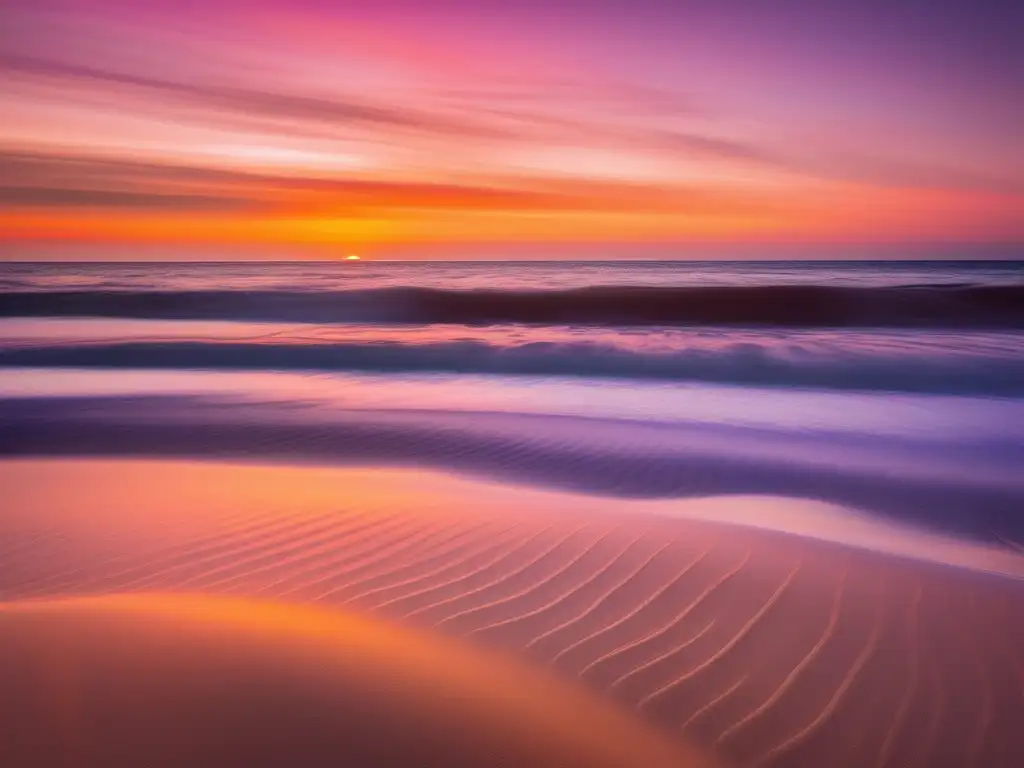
345, 254, 361, 260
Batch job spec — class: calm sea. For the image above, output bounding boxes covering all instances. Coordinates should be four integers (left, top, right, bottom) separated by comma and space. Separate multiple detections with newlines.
2, 259, 1022, 292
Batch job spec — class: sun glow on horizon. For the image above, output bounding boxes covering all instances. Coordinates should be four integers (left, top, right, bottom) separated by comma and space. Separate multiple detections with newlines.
1, 0, 1020, 256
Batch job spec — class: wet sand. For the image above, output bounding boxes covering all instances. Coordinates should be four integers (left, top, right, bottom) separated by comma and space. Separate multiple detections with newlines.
2, 459, 1022, 767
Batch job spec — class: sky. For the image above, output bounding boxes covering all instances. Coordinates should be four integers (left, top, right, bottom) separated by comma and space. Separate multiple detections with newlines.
1, 0, 1022, 258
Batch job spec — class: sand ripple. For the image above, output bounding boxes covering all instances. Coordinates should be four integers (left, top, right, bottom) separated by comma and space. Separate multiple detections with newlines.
3, 459, 1022, 768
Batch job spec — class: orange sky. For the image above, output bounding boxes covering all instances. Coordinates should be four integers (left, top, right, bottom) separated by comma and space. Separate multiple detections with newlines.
1, 0, 1021, 255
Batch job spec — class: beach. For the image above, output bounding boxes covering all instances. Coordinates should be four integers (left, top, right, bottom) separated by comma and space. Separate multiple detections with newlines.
3, 458, 1023, 767
2, 260, 1023, 767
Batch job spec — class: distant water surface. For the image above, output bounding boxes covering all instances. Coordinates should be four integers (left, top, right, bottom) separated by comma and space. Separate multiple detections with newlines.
2, 259, 1022, 292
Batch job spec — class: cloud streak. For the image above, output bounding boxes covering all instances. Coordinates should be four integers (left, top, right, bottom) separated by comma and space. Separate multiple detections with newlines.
1, 54, 520, 141
0, 148, 753, 216
0, 0, 1020, 247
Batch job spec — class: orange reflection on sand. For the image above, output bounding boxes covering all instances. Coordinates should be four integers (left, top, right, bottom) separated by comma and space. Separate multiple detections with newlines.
5, 461, 462, 537
0, 593, 708, 768
3, 459, 1022, 766
4, 460, 1022, 577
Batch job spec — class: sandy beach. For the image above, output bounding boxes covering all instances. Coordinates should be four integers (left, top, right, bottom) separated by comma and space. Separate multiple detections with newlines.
3, 458, 1021, 767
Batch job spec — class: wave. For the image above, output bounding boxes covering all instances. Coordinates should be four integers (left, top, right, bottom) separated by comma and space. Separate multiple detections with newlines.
2, 338, 1023, 395
2, 284, 1024, 327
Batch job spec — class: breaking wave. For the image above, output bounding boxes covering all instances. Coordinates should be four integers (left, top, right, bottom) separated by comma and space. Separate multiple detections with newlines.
2, 337, 1023, 395
2, 284, 1023, 328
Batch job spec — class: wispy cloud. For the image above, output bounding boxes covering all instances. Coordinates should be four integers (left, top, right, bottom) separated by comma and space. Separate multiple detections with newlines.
0, 147, 775, 218
1, 0, 1019, 245
1, 54, 520, 141
2, 50, 785, 176
0, 186, 256, 211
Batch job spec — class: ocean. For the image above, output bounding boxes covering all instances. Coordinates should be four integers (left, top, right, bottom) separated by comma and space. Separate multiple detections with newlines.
2, 259, 1023, 545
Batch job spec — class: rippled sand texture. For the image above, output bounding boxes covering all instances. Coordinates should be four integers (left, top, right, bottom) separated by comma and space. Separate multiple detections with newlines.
3, 460, 1023, 768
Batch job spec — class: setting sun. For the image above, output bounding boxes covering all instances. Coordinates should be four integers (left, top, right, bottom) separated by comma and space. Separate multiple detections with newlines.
345, 255, 361, 260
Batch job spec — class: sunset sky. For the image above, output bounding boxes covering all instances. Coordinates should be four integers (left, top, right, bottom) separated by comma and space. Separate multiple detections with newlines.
2, 0, 1021, 257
